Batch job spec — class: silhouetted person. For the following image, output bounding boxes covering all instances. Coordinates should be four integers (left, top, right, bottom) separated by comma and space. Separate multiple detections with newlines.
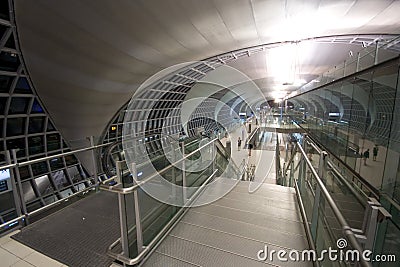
363, 149, 370, 166
237, 137, 242, 151
373, 145, 379, 161
248, 142, 253, 156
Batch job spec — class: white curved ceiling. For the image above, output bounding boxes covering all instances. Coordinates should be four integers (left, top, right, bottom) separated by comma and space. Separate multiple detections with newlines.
13, 0, 400, 144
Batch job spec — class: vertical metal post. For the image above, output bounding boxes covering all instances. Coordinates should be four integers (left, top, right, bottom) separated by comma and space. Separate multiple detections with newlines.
310, 151, 327, 239
131, 162, 144, 254
289, 159, 294, 187
356, 52, 361, 72
343, 60, 346, 77
211, 141, 216, 172
11, 149, 29, 224
89, 136, 99, 191
282, 163, 286, 186
374, 41, 379, 65
116, 161, 129, 257
171, 146, 177, 209
5, 151, 23, 226
181, 141, 187, 202
275, 134, 280, 182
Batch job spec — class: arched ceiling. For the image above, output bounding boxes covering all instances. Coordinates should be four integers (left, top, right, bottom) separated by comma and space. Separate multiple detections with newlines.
13, 0, 400, 145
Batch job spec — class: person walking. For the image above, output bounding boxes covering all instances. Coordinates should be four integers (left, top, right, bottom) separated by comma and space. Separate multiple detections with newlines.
248, 142, 253, 156
237, 137, 242, 151
373, 145, 379, 161
363, 149, 370, 166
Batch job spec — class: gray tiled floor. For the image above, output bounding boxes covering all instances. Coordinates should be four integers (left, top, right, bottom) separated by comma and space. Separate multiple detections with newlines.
0, 231, 66, 267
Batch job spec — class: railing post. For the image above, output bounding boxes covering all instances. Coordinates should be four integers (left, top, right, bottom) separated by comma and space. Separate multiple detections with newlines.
11, 149, 29, 225
289, 159, 294, 187
4, 151, 23, 227
181, 141, 187, 202
361, 198, 391, 251
310, 151, 328, 239
212, 140, 216, 172
356, 52, 361, 72
132, 162, 144, 254
171, 146, 177, 209
374, 40, 379, 65
88, 136, 99, 191
116, 161, 129, 257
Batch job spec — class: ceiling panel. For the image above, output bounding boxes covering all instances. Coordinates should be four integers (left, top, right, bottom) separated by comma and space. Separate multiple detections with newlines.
13, 0, 400, 144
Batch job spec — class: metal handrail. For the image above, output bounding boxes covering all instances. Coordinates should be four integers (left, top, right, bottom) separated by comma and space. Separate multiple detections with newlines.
296, 141, 371, 267
108, 169, 219, 265
293, 180, 319, 267
0, 141, 113, 171
0, 215, 25, 230
100, 138, 218, 194
327, 161, 369, 207
304, 136, 380, 199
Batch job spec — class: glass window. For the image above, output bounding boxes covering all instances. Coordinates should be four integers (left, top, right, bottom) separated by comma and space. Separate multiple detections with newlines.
19, 165, 30, 180
0, 97, 8, 114
46, 120, 55, 132
26, 201, 42, 213
0, 118, 3, 138
74, 182, 86, 192
5, 138, 25, 157
0, 75, 13, 93
34, 175, 54, 196
28, 116, 45, 134
60, 188, 73, 198
0, 1, 10, 20
52, 170, 69, 189
13, 77, 31, 94
65, 155, 78, 166
31, 161, 48, 176
47, 133, 60, 151
9, 97, 30, 114
22, 181, 36, 202
0, 51, 20, 72
31, 99, 44, 113
0, 24, 7, 38
4, 35, 16, 50
28, 136, 44, 155
49, 157, 64, 171
6, 118, 25, 136
67, 166, 82, 183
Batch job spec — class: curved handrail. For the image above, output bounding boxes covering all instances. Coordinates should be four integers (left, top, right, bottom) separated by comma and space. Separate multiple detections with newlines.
305, 136, 380, 199
106, 169, 219, 265
100, 138, 218, 194
296, 141, 371, 267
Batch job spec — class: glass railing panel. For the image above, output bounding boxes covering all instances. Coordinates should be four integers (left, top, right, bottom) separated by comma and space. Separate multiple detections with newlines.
345, 58, 357, 77
314, 193, 346, 267
126, 139, 227, 258
374, 218, 400, 267
297, 159, 314, 226
324, 170, 366, 230
358, 46, 376, 72
377, 37, 400, 64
